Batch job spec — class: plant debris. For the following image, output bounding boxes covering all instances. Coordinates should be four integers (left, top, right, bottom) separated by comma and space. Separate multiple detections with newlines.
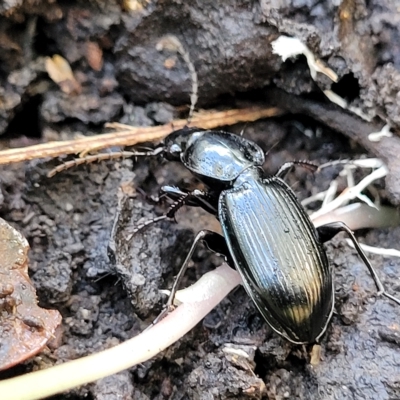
0, 106, 283, 165
0, 218, 62, 371
45, 55, 81, 95
271, 35, 338, 82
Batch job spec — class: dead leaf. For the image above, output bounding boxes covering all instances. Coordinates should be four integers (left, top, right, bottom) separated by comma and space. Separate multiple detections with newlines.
85, 41, 103, 71
45, 54, 81, 95
0, 218, 62, 371
123, 0, 150, 12
164, 57, 177, 69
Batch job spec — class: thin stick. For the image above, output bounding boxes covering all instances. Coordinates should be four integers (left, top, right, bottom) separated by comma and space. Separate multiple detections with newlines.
0, 107, 283, 165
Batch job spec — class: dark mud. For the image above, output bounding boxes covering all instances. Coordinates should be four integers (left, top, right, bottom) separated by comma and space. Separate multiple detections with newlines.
0, 1, 400, 399
1, 115, 400, 399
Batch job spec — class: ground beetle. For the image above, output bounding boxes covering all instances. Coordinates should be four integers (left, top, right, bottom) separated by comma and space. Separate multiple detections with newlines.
47, 33, 400, 344
127, 126, 400, 344
50, 123, 400, 343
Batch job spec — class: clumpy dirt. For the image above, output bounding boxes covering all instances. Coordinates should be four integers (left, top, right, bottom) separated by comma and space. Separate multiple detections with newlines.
1, 1, 400, 400
1, 116, 400, 400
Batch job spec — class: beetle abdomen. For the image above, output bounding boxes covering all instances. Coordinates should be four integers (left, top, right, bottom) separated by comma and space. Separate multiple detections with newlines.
219, 169, 334, 343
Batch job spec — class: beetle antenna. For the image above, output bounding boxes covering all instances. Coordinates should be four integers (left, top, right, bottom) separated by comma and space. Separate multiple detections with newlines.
156, 35, 198, 124
48, 147, 163, 178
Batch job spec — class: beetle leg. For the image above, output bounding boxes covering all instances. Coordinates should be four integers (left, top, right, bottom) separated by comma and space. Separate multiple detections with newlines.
130, 188, 217, 235
317, 221, 400, 305
129, 215, 170, 235
150, 230, 231, 326
275, 161, 318, 179
161, 186, 219, 215
166, 230, 230, 308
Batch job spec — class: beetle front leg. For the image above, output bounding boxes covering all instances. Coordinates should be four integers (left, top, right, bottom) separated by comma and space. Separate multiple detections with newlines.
130, 188, 217, 235
161, 185, 218, 215
317, 221, 400, 305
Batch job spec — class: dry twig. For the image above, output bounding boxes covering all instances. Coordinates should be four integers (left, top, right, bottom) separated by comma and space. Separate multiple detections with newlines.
0, 107, 282, 165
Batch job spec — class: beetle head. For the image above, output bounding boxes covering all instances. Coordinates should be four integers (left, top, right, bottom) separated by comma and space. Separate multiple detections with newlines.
163, 127, 205, 161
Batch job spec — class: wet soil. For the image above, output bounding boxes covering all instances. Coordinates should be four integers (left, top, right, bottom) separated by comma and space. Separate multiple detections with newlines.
1, 115, 400, 399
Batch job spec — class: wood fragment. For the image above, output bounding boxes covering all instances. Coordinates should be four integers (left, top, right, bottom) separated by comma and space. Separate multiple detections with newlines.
45, 55, 81, 95
0, 107, 283, 165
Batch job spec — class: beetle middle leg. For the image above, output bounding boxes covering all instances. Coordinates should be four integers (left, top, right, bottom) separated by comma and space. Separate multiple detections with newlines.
152, 229, 230, 324
275, 160, 318, 179
317, 221, 400, 305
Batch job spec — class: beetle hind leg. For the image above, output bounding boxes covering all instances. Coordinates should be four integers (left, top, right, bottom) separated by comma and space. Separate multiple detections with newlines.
317, 221, 400, 306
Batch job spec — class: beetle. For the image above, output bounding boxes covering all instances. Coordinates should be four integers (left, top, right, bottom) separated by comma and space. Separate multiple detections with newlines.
118, 125, 399, 344
49, 124, 400, 343
47, 27, 400, 342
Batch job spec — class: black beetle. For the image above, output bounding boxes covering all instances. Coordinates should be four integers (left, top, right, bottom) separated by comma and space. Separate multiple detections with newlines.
128, 126, 400, 344
47, 33, 400, 344
49, 126, 400, 344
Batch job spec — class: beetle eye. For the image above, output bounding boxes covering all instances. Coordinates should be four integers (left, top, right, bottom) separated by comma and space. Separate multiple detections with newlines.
170, 143, 182, 155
